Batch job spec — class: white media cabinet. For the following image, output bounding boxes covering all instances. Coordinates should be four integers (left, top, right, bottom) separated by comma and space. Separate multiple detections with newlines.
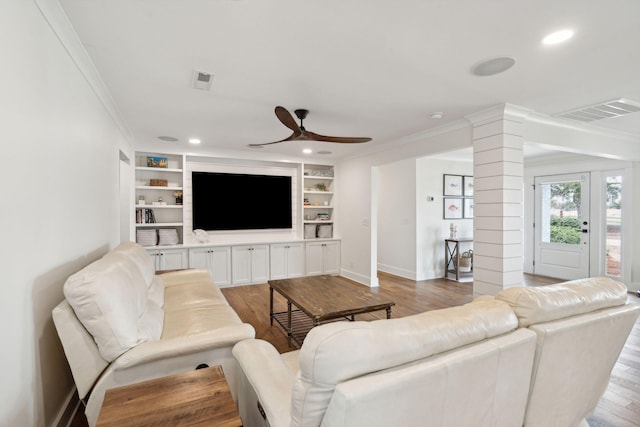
145, 240, 340, 286
134, 151, 340, 284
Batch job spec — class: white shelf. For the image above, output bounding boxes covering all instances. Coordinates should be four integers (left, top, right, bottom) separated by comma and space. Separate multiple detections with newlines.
304, 175, 334, 180
136, 204, 183, 209
304, 220, 334, 224
304, 205, 333, 209
136, 186, 183, 191
136, 166, 183, 173
136, 222, 183, 227
303, 190, 333, 195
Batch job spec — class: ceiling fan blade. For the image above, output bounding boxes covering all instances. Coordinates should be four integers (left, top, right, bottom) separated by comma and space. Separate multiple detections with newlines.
248, 132, 298, 147
306, 131, 372, 143
275, 106, 301, 133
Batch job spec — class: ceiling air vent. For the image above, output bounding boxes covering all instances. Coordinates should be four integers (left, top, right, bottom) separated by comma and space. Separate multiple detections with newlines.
192, 70, 213, 90
554, 98, 640, 122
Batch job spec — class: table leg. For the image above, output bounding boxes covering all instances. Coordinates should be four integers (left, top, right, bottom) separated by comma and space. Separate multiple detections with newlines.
269, 287, 274, 326
287, 300, 292, 347
386, 307, 392, 319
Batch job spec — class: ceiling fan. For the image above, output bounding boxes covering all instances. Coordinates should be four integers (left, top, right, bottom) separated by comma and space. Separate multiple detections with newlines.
249, 106, 372, 146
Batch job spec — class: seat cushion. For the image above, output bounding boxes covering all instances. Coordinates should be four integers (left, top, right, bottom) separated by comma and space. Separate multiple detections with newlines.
495, 276, 628, 327
162, 305, 243, 339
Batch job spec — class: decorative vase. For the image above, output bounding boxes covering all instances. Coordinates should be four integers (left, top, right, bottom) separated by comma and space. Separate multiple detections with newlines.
175, 197, 183, 205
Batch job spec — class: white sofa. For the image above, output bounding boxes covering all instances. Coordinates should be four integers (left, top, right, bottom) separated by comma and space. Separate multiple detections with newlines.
232, 277, 639, 427
52, 242, 255, 426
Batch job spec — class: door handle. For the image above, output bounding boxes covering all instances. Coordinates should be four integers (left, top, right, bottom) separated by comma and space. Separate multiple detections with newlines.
582, 229, 589, 233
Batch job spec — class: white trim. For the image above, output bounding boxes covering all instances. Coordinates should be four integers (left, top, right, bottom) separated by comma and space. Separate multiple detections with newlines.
340, 268, 379, 287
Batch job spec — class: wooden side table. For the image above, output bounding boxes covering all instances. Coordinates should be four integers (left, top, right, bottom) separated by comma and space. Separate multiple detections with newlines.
97, 365, 242, 426
444, 238, 473, 281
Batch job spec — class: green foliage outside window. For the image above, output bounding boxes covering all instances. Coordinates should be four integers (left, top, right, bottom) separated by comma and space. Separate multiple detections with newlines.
549, 215, 581, 244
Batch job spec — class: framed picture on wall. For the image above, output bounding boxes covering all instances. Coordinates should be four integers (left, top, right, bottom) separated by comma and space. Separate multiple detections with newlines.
463, 176, 474, 196
464, 198, 474, 218
444, 198, 463, 219
443, 174, 463, 196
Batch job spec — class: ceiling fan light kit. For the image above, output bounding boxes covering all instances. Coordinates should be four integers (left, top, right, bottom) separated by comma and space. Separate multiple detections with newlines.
249, 106, 372, 146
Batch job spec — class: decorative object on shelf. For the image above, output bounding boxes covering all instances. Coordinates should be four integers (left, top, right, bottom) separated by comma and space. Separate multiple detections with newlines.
444, 198, 463, 219
459, 250, 473, 272
443, 174, 463, 196
152, 197, 166, 206
173, 190, 183, 205
146, 156, 168, 168
193, 229, 209, 243
317, 224, 333, 238
314, 183, 327, 191
321, 169, 334, 177
136, 208, 156, 224
150, 179, 168, 187
138, 196, 146, 205
304, 198, 310, 206
463, 176, 474, 196
464, 198, 474, 219
158, 228, 179, 246
316, 212, 330, 221
136, 229, 157, 246
449, 223, 457, 239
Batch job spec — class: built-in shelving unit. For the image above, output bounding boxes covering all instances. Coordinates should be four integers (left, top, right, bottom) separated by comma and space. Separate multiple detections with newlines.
303, 164, 334, 238
135, 152, 184, 245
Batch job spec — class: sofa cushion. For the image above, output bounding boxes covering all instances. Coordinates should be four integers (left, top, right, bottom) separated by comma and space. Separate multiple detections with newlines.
164, 281, 229, 311
107, 241, 155, 286
162, 305, 243, 339
290, 298, 517, 427
495, 277, 628, 327
64, 251, 155, 361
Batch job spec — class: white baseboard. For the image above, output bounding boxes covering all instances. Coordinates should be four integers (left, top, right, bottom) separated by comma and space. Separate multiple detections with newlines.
52, 386, 80, 427
377, 263, 416, 280
340, 268, 378, 287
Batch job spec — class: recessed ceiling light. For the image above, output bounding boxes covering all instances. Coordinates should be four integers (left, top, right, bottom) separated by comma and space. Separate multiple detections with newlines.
472, 57, 516, 76
542, 29, 574, 45
157, 136, 179, 142
303, 148, 312, 154
188, 138, 201, 145
431, 112, 444, 119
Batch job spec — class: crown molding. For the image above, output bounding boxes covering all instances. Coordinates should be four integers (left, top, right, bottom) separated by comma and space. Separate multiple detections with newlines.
33, 0, 134, 146
465, 103, 534, 126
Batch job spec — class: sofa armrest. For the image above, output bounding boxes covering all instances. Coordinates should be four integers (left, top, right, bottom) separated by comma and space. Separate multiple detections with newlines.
233, 339, 296, 427
112, 323, 255, 370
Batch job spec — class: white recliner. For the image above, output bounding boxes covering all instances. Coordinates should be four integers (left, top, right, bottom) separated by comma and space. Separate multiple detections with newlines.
233, 297, 538, 427
495, 277, 640, 427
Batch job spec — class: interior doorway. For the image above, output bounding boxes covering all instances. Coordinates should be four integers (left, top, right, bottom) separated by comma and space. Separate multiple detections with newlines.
534, 172, 590, 280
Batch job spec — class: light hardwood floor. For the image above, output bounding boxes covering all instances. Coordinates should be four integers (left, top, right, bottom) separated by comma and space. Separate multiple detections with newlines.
221, 272, 640, 427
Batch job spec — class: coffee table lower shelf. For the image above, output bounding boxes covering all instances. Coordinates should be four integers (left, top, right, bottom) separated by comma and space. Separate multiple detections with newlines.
271, 309, 352, 347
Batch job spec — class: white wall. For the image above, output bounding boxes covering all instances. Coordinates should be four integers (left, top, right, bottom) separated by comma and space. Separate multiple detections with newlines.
1, 1, 131, 425
416, 157, 473, 280
377, 158, 417, 278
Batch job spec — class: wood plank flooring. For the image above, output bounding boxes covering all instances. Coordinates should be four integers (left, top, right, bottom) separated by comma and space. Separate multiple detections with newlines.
221, 272, 640, 427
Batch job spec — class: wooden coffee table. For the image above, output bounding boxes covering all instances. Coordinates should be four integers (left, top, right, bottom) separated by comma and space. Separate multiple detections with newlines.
96, 365, 242, 426
269, 275, 395, 346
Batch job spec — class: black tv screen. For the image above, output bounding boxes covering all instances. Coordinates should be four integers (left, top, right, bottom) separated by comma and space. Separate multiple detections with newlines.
192, 171, 292, 230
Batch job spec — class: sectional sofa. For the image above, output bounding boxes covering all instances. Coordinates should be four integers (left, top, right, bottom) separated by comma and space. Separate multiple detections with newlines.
52, 242, 255, 426
233, 277, 639, 427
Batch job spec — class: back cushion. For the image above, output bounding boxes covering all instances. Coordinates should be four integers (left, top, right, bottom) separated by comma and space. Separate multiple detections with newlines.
290, 298, 518, 427
107, 241, 155, 286
495, 277, 627, 327
64, 250, 161, 361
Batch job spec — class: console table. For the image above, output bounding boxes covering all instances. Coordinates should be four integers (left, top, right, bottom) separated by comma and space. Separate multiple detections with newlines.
444, 238, 473, 281
96, 365, 242, 426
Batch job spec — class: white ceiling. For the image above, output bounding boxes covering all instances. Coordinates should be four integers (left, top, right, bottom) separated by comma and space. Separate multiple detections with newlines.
58, 0, 640, 161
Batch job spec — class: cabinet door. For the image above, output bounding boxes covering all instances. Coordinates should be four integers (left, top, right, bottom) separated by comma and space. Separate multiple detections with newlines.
305, 242, 325, 276
188, 247, 209, 270
270, 244, 288, 280
231, 246, 252, 286
159, 249, 187, 271
286, 242, 305, 278
250, 245, 270, 284
210, 247, 232, 287
322, 241, 341, 275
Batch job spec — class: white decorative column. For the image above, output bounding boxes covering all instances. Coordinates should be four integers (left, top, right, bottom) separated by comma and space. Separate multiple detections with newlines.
467, 104, 529, 296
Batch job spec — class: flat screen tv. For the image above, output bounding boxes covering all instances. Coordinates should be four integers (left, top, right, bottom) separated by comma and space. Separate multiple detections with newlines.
192, 171, 292, 231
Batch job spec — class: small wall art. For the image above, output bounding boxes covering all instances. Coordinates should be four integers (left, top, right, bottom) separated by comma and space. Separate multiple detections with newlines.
443, 174, 463, 196
444, 197, 463, 219
464, 198, 474, 219
463, 176, 474, 196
